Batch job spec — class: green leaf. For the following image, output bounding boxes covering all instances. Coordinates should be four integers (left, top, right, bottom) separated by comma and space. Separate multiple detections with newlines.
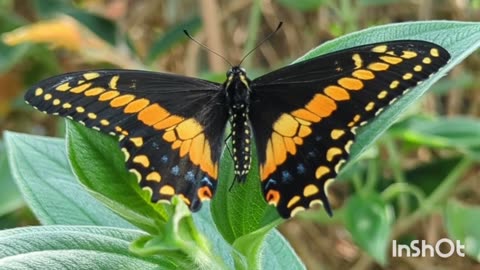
0, 11, 31, 72
211, 141, 279, 244
32, 0, 72, 17
277, 0, 327, 11
261, 230, 306, 270
4, 131, 134, 228
0, 225, 177, 269
146, 16, 202, 64
345, 193, 393, 265
445, 199, 480, 261
65, 9, 118, 45
293, 21, 480, 166
0, 140, 23, 216
390, 116, 480, 160
67, 121, 168, 233
131, 197, 228, 269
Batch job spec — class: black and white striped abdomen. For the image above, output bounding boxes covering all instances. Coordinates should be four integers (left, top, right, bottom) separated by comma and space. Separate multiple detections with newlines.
231, 104, 251, 182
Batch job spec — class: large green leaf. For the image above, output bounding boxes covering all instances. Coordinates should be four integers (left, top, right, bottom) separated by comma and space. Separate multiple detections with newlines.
390, 116, 480, 160
4, 131, 134, 228
345, 194, 393, 265
0, 226, 176, 269
0, 140, 23, 216
67, 121, 168, 233
445, 200, 480, 262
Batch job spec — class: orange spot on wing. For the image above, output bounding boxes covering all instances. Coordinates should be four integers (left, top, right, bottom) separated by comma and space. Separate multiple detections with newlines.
326, 147, 342, 162
367, 62, 389, 71
172, 140, 182, 149
138, 104, 169, 126
84, 87, 105, 96
197, 186, 212, 201
352, 69, 375, 80
298, 125, 312, 137
200, 140, 217, 178
189, 134, 205, 165
179, 139, 192, 157
160, 185, 175, 196
338, 77, 363, 90
266, 189, 280, 206
146, 172, 161, 182
380, 56, 402, 64
110, 94, 135, 107
70, 83, 92, 93
293, 136, 303, 145
162, 130, 176, 142
261, 139, 276, 180
271, 132, 287, 165
133, 155, 150, 168
291, 109, 320, 122
283, 137, 297, 155
175, 118, 203, 140
287, 195, 301, 208
306, 94, 337, 117
273, 114, 298, 137
99, 90, 120, 101
324, 85, 350, 101
154, 115, 183, 130
124, 98, 150, 113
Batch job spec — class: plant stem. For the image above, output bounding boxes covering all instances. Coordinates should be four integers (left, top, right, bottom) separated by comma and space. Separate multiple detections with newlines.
381, 182, 426, 206
392, 157, 474, 238
241, 0, 262, 69
384, 136, 410, 217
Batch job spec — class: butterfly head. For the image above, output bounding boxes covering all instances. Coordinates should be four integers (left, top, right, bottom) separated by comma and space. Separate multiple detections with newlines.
225, 66, 250, 90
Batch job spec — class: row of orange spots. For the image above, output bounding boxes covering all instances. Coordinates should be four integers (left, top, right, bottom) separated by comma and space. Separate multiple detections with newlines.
261, 92, 343, 180
52, 74, 218, 181
162, 118, 218, 179
260, 111, 315, 180
267, 45, 444, 216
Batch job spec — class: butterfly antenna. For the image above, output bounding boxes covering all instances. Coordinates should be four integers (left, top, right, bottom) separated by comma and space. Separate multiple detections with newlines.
183, 30, 233, 68
238, 21, 283, 66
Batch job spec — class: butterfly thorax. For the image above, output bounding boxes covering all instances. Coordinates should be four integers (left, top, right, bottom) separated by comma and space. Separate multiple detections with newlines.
224, 66, 252, 183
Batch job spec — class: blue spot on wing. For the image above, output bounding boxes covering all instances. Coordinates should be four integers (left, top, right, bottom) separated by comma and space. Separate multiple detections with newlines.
296, 163, 306, 175
171, 165, 180, 176
161, 155, 168, 163
185, 171, 195, 182
281, 170, 293, 183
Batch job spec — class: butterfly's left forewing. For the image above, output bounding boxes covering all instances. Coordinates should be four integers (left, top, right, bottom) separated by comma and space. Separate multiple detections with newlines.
25, 70, 228, 210
249, 41, 450, 218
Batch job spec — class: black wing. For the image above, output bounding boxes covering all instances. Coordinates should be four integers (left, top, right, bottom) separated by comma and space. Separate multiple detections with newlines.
25, 69, 229, 210
248, 41, 450, 218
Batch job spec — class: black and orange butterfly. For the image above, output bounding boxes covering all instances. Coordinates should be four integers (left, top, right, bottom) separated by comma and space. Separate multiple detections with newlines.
25, 32, 450, 218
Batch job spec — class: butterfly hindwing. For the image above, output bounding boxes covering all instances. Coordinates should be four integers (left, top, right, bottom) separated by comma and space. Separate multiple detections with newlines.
249, 41, 450, 218
25, 70, 229, 210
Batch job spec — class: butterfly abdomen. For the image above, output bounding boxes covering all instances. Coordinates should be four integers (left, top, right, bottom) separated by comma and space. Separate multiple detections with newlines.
230, 104, 252, 182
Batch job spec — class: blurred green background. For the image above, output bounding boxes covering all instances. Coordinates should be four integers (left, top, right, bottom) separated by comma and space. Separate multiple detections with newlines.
1, 0, 479, 269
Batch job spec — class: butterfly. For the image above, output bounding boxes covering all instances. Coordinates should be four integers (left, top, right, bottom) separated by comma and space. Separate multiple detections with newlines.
25, 37, 450, 218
